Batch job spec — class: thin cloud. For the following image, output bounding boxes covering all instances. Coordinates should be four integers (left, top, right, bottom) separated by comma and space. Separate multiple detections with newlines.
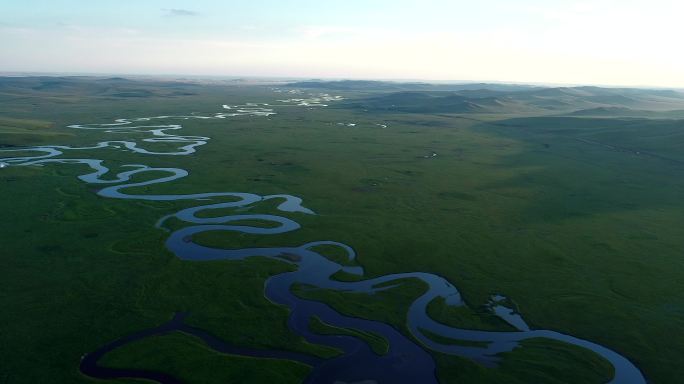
163, 8, 198, 17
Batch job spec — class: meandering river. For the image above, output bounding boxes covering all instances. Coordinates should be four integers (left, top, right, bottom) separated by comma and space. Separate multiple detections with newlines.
0, 99, 646, 384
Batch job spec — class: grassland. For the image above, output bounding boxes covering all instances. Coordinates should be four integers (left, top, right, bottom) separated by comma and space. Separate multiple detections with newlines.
1, 77, 683, 383
100, 332, 312, 384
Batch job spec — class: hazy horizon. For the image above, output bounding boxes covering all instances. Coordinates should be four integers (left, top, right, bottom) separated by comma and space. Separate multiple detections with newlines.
4, 71, 684, 91
2, 0, 683, 88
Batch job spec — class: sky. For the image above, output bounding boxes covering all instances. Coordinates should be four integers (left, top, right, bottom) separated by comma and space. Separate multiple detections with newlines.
1, 0, 683, 87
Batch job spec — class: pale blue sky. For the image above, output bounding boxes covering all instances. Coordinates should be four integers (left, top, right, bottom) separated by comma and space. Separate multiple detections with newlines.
1, 0, 682, 86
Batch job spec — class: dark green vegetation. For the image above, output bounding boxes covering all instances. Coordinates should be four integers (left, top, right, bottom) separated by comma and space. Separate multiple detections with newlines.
101, 331, 311, 384
426, 298, 517, 332
433, 338, 614, 384
307, 316, 389, 356
1, 76, 683, 383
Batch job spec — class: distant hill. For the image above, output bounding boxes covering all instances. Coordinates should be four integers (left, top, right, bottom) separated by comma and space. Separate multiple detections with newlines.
567, 106, 639, 116
566, 106, 684, 118
291, 80, 684, 115
0, 76, 198, 99
5, 76, 684, 116
286, 80, 536, 93
340, 82, 684, 114
514, 87, 684, 111
345, 91, 490, 113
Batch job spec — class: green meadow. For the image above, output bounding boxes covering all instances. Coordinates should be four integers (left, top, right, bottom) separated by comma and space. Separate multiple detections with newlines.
1, 78, 682, 383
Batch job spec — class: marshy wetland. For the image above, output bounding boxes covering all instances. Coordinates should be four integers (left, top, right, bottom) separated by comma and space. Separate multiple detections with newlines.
1, 77, 683, 383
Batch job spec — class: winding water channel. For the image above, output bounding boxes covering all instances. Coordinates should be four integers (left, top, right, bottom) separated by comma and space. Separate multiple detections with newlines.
0, 99, 646, 384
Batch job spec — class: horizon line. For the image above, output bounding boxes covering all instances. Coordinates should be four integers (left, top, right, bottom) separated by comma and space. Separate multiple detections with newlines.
1, 70, 682, 91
